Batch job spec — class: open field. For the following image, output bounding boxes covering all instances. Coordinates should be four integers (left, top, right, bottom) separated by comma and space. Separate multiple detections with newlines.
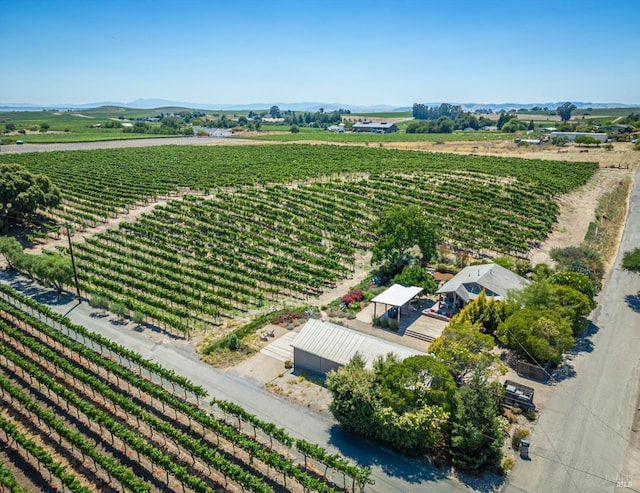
236, 128, 516, 143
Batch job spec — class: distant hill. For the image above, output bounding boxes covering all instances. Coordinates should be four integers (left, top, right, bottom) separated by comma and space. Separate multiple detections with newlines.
0, 99, 637, 113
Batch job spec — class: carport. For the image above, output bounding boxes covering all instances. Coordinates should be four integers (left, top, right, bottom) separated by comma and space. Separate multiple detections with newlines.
371, 284, 423, 325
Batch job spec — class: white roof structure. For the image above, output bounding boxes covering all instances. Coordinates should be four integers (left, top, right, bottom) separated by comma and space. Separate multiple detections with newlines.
291, 319, 424, 369
371, 283, 423, 307
436, 263, 528, 303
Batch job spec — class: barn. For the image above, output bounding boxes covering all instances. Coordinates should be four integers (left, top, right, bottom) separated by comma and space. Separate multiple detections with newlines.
352, 121, 399, 133
290, 319, 424, 377
549, 131, 608, 143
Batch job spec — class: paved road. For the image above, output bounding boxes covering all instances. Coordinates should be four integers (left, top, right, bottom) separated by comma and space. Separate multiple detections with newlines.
0, 272, 476, 493
503, 166, 640, 493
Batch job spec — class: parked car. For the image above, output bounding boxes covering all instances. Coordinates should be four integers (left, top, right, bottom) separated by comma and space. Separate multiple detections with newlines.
16, 140, 24, 145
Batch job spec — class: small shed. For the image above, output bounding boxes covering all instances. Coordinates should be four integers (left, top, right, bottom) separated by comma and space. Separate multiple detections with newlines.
291, 319, 425, 376
371, 284, 423, 325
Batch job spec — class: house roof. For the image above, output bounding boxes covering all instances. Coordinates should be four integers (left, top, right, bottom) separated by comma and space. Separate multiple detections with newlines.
371, 283, 423, 307
436, 263, 528, 302
291, 319, 424, 368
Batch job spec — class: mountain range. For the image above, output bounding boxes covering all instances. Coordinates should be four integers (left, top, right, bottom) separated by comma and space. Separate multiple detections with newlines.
0, 99, 637, 113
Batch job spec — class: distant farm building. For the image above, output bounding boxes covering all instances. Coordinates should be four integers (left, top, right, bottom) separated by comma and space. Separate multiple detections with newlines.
326, 123, 345, 132
290, 319, 424, 376
549, 132, 608, 143
352, 121, 398, 133
599, 124, 633, 134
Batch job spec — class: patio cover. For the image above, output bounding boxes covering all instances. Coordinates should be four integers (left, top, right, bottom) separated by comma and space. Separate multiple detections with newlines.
372, 284, 423, 307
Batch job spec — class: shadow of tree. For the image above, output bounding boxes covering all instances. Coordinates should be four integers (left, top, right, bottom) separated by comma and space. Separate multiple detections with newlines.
328, 425, 448, 485
553, 319, 600, 382
456, 470, 505, 493
625, 293, 640, 313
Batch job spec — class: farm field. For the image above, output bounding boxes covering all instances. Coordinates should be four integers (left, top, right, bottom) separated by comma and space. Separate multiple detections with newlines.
235, 127, 516, 143
0, 283, 367, 493
0, 145, 597, 339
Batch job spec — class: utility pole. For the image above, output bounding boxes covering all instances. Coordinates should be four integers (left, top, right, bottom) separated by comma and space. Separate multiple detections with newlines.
65, 224, 81, 301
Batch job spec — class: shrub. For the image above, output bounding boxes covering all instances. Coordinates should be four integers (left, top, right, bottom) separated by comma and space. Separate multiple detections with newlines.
525, 409, 537, 421
342, 290, 364, 305
284, 360, 293, 369
501, 457, 515, 474
511, 427, 530, 449
89, 295, 110, 310
228, 333, 239, 351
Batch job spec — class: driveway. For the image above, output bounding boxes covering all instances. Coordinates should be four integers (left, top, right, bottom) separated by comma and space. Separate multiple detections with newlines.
503, 166, 640, 492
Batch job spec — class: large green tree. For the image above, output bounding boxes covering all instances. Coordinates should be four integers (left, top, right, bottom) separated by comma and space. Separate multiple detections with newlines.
548, 271, 595, 307
0, 237, 71, 294
449, 370, 503, 472
393, 264, 437, 294
0, 163, 61, 231
429, 320, 502, 384
497, 306, 573, 365
556, 102, 577, 122
327, 353, 454, 456
372, 205, 438, 267
326, 354, 379, 437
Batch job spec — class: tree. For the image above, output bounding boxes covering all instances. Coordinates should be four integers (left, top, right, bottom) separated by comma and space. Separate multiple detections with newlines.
556, 102, 577, 122
622, 248, 640, 273
393, 265, 437, 294
497, 307, 573, 365
372, 205, 438, 268
375, 355, 458, 413
449, 370, 503, 472
269, 105, 281, 118
289, 125, 299, 133
326, 354, 379, 437
0, 236, 23, 268
528, 120, 535, 131
429, 320, 500, 384
548, 271, 595, 307
0, 164, 61, 232
450, 290, 506, 335
4, 122, 16, 132
30, 251, 72, 294
39, 122, 50, 132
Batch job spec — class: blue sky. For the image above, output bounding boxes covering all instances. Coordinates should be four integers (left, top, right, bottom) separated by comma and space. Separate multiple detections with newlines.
1, 0, 639, 106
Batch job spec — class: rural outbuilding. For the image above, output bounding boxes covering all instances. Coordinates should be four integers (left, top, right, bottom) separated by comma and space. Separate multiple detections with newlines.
549, 131, 608, 143
290, 319, 424, 377
352, 121, 398, 133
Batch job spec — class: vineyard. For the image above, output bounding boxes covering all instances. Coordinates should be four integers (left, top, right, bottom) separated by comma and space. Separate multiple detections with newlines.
0, 145, 598, 336
0, 284, 371, 493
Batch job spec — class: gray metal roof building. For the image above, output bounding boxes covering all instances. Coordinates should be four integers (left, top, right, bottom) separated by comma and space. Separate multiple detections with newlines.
436, 263, 528, 306
290, 319, 424, 376
352, 121, 399, 133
